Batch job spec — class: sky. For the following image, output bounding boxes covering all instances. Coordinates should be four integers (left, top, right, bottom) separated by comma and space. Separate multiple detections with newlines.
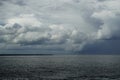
0, 0, 120, 54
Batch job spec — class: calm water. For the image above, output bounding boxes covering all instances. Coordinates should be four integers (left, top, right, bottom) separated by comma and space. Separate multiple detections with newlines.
0, 55, 120, 80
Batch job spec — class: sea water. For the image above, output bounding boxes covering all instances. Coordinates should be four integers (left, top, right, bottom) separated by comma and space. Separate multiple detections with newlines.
0, 55, 120, 80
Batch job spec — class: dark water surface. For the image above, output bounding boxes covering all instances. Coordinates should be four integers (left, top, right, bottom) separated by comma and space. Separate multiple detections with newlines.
0, 55, 120, 80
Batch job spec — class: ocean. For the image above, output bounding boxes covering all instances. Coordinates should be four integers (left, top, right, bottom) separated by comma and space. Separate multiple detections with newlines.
0, 55, 120, 80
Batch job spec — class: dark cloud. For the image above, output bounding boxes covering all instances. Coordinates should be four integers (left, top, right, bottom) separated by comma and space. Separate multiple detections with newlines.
0, 2, 3, 6
0, 0, 26, 6
15, 0, 26, 6
81, 40, 120, 54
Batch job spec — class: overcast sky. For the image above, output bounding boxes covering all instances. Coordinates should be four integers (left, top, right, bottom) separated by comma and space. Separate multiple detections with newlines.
0, 0, 120, 54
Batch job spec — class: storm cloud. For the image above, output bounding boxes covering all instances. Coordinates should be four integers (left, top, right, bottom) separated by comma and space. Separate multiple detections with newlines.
0, 0, 120, 53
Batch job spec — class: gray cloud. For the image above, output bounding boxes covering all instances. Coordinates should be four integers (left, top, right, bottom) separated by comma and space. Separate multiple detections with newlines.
0, 0, 120, 53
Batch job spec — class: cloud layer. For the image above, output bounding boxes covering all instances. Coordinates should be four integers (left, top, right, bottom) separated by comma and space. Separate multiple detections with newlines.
0, 0, 120, 53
